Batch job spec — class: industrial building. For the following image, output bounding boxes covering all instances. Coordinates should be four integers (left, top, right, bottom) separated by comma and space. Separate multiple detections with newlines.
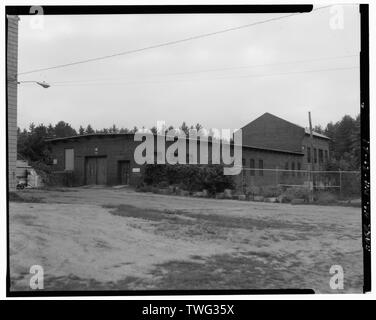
47, 113, 330, 188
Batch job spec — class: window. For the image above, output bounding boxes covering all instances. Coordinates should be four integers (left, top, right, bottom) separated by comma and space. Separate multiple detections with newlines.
242, 158, 246, 175
284, 162, 289, 176
297, 162, 301, 176
291, 162, 295, 176
64, 148, 74, 171
250, 159, 255, 176
314, 148, 317, 163
259, 159, 264, 176
324, 150, 328, 162
307, 147, 311, 163
319, 149, 323, 163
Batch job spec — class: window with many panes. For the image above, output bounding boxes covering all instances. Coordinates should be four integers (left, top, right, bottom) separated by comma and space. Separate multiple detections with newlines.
319, 149, 323, 163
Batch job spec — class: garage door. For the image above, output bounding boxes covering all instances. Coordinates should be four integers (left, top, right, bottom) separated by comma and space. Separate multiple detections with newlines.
85, 157, 107, 185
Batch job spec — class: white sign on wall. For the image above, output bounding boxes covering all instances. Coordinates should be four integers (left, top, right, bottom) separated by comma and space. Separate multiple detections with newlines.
132, 168, 140, 173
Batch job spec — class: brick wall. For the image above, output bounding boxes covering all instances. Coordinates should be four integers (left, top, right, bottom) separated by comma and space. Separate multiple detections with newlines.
49, 135, 145, 186
242, 113, 305, 153
7, 15, 19, 191
49, 134, 304, 190
301, 135, 330, 170
235, 147, 304, 189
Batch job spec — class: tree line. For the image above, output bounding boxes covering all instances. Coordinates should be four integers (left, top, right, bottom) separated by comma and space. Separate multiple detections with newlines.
313, 114, 360, 170
17, 121, 202, 163
17, 115, 360, 171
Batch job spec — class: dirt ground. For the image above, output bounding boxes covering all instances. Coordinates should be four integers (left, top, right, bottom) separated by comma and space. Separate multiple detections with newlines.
9, 186, 363, 293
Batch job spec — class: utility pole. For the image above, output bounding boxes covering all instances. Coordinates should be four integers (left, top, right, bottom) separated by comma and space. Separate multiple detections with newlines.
308, 111, 314, 202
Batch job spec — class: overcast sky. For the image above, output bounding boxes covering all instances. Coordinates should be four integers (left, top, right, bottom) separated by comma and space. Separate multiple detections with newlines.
17, 5, 360, 132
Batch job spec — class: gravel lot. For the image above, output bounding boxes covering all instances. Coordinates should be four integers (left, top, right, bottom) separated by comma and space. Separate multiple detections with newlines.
9, 186, 363, 293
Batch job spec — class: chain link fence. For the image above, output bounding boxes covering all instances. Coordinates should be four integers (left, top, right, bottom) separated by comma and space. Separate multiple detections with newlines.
240, 168, 361, 199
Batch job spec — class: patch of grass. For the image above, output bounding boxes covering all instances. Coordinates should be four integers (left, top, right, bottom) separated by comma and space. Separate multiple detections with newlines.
9, 192, 44, 203
146, 252, 310, 290
94, 239, 112, 250
190, 255, 205, 260
103, 204, 191, 224
39, 187, 79, 192
103, 204, 333, 234
183, 212, 317, 232
12, 214, 37, 226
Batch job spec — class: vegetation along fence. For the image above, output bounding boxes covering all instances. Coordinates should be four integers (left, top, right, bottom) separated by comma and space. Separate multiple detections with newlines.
240, 167, 361, 199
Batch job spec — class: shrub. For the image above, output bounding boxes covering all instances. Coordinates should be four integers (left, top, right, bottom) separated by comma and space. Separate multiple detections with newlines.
177, 182, 187, 191
157, 181, 169, 189
246, 186, 261, 196
42, 171, 76, 187
143, 164, 235, 194
259, 186, 283, 198
314, 191, 338, 204
136, 183, 152, 193
282, 186, 310, 202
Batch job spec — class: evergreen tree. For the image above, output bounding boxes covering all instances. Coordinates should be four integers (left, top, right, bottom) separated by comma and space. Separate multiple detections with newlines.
78, 125, 85, 135
119, 127, 130, 134
85, 124, 95, 134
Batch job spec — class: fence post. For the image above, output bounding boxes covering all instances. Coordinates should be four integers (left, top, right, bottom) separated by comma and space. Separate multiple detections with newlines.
309, 164, 314, 203
275, 166, 279, 187
339, 170, 342, 199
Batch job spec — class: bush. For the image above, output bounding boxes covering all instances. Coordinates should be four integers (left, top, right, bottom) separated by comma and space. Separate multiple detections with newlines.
143, 164, 235, 194
44, 171, 76, 187
282, 186, 310, 202
246, 186, 261, 196
157, 181, 169, 189
136, 183, 152, 193
314, 191, 338, 204
259, 186, 283, 198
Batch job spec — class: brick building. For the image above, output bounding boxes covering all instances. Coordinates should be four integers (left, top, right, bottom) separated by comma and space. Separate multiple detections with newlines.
47, 113, 330, 188
240, 112, 330, 188
242, 112, 330, 171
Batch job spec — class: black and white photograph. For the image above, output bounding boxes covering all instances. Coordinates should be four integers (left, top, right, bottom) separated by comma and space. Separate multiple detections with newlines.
5, 2, 371, 297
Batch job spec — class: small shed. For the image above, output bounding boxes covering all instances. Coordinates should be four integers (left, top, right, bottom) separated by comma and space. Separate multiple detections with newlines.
16, 159, 44, 188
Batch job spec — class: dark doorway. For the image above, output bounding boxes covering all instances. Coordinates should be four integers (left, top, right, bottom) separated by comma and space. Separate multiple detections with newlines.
85, 156, 107, 185
118, 161, 130, 185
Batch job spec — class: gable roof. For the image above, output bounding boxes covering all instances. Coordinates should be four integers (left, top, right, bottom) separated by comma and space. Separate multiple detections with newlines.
304, 128, 330, 140
242, 112, 330, 140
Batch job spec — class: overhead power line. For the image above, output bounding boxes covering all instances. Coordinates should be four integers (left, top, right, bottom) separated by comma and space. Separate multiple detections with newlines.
18, 5, 332, 76
50, 53, 358, 85
51, 65, 359, 87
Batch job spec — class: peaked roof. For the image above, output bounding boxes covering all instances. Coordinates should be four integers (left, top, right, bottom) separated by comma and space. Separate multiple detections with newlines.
304, 128, 330, 140
243, 112, 330, 140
